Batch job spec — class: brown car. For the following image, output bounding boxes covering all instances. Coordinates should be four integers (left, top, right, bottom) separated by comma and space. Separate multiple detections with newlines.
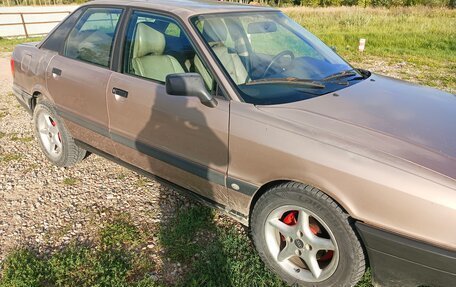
11, 1, 456, 286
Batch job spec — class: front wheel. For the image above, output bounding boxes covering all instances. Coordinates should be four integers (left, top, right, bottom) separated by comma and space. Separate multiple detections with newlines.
251, 182, 366, 287
33, 101, 87, 167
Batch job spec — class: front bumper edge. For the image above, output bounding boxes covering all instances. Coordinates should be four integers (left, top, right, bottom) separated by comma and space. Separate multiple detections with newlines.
355, 222, 456, 287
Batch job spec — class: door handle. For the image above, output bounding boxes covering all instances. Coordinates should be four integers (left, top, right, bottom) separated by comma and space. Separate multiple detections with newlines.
52, 67, 62, 78
112, 87, 128, 98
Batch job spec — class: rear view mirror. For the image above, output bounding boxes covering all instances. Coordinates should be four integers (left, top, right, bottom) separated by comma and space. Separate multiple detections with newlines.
166, 73, 217, 108
247, 21, 277, 34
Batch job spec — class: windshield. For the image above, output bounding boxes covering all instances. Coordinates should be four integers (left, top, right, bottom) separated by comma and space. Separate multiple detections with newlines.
192, 12, 368, 105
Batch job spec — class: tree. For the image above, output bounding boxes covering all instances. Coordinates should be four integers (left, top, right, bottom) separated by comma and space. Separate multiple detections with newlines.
449, 0, 456, 8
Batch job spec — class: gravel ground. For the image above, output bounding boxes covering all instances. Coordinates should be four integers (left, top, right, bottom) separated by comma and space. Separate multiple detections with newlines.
0, 52, 198, 283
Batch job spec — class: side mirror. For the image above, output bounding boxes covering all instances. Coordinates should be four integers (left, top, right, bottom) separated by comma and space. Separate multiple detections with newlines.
165, 73, 217, 108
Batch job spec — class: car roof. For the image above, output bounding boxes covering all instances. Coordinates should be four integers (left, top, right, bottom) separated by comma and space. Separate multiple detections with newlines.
87, 0, 277, 18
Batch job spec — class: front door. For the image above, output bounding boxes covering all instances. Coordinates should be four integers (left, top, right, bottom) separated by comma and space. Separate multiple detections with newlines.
46, 7, 123, 154
106, 11, 230, 204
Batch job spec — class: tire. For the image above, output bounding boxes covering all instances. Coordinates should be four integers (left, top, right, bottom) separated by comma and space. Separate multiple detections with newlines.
33, 100, 87, 167
251, 182, 365, 287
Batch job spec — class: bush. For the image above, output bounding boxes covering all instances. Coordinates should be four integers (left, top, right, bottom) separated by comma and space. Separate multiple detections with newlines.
341, 0, 360, 5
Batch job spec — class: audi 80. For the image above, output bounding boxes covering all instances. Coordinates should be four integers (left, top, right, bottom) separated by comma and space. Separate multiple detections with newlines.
11, 0, 456, 286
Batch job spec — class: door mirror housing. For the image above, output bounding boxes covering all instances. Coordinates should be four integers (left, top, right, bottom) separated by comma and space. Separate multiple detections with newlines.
165, 73, 217, 108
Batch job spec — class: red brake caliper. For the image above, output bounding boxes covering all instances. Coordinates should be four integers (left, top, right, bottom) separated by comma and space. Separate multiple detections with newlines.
280, 211, 298, 242
50, 118, 62, 142
283, 211, 298, 225
310, 223, 334, 261
281, 211, 333, 261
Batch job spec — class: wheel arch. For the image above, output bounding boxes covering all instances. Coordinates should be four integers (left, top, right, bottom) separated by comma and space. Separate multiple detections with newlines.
31, 91, 41, 112
248, 179, 357, 225
30, 84, 53, 113
248, 179, 289, 224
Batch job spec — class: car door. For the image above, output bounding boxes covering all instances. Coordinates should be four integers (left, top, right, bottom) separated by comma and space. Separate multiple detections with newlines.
106, 11, 230, 205
46, 7, 123, 154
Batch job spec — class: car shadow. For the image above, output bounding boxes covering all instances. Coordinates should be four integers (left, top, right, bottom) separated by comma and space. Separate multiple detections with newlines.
134, 89, 232, 285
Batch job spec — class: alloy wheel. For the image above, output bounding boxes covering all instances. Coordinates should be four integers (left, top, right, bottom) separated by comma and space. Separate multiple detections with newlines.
37, 111, 62, 159
264, 205, 339, 282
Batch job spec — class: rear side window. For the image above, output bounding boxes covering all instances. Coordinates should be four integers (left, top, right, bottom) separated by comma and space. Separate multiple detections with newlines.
64, 7, 122, 67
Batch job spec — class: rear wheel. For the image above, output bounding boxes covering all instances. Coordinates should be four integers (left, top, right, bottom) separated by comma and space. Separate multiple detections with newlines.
33, 101, 86, 167
251, 182, 365, 287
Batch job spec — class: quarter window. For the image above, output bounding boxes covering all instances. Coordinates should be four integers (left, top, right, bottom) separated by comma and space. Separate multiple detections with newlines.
64, 7, 122, 67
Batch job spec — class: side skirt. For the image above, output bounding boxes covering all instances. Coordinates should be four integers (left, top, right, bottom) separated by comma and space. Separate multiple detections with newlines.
75, 140, 249, 226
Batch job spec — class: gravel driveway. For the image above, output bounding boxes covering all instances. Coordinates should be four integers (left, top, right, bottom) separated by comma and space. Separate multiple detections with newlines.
0, 52, 199, 282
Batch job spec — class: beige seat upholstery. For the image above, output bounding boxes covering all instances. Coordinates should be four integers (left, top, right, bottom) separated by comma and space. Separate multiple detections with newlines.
132, 23, 184, 82
195, 19, 249, 89
194, 56, 214, 91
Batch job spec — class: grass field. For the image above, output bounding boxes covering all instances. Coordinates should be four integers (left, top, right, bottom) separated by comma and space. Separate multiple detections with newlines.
284, 6, 456, 92
0, 6, 454, 287
0, 37, 43, 53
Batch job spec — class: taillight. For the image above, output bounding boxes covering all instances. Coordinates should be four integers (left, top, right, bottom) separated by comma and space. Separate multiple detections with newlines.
10, 58, 14, 78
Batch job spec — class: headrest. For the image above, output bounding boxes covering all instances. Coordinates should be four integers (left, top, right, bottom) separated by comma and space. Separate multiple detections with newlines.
133, 23, 166, 58
202, 19, 228, 44
146, 20, 169, 34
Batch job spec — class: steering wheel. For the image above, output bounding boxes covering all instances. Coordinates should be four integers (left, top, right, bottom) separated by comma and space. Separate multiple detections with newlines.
262, 50, 295, 78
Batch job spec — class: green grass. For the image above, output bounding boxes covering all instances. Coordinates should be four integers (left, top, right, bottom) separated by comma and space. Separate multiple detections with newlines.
170, 209, 287, 287
158, 207, 286, 286
135, 177, 150, 188
10, 133, 34, 143
159, 207, 215, 263
63, 177, 79, 186
285, 7, 455, 61
117, 172, 127, 180
0, 217, 162, 287
0, 153, 22, 162
0, 207, 373, 286
0, 37, 43, 53
283, 6, 456, 92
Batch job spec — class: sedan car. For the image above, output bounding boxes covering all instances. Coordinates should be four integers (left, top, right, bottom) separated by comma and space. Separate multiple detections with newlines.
11, 0, 456, 286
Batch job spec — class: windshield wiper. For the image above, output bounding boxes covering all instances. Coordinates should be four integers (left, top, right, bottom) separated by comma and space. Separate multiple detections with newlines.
321, 69, 358, 82
245, 77, 325, 89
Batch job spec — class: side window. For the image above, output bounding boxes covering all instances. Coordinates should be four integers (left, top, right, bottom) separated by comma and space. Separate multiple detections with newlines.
164, 23, 181, 37
196, 19, 235, 50
123, 11, 215, 92
247, 20, 321, 59
40, 8, 84, 52
64, 7, 122, 67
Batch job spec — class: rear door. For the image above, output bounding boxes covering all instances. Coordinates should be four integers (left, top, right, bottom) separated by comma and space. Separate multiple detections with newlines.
106, 11, 230, 205
46, 7, 123, 154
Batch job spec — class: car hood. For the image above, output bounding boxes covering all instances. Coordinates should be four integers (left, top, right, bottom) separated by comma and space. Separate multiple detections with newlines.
258, 74, 456, 180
